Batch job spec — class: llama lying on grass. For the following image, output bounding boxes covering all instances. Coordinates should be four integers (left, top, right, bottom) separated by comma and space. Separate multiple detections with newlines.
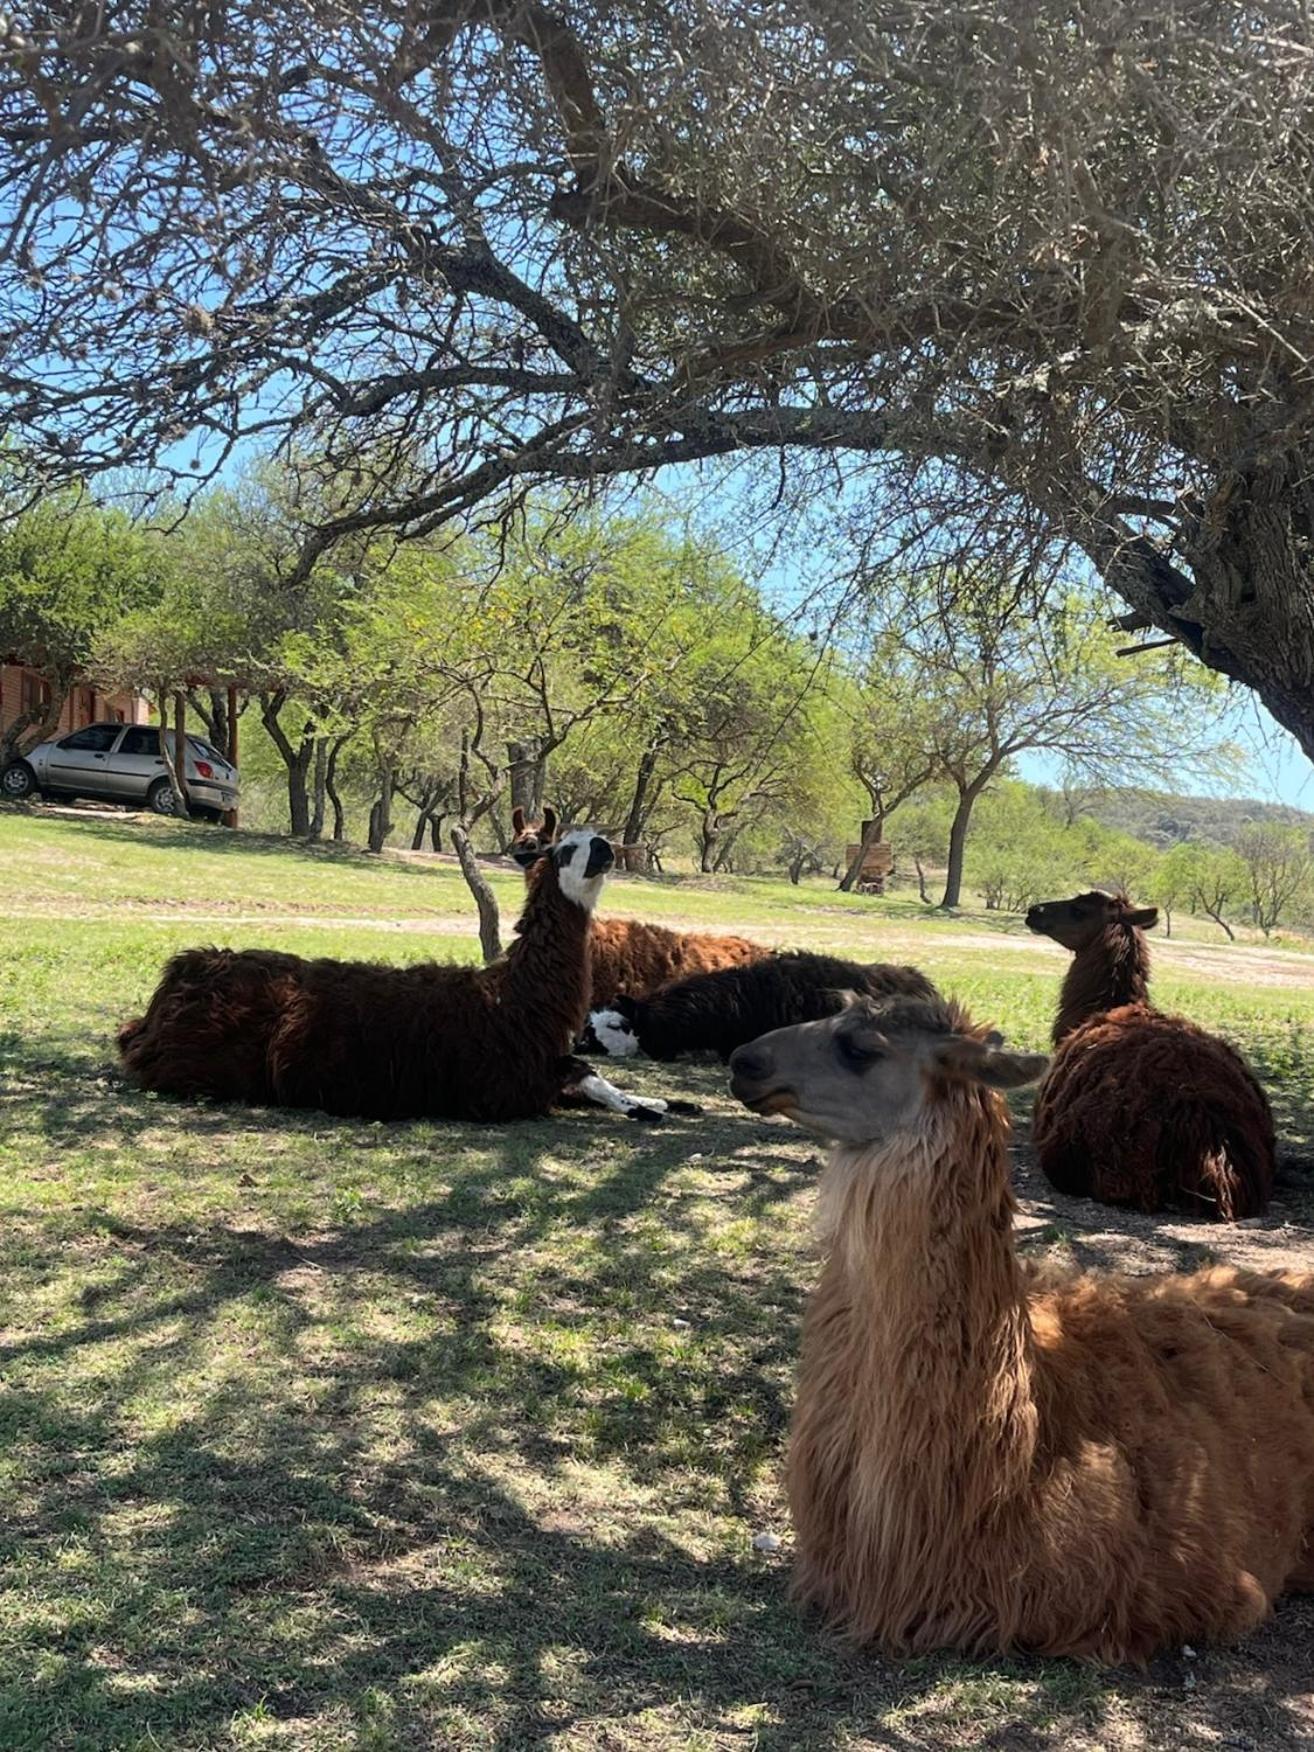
729, 994, 1314, 1663
583, 951, 936, 1062
1027, 890, 1274, 1217
119, 830, 690, 1124
509, 807, 769, 1005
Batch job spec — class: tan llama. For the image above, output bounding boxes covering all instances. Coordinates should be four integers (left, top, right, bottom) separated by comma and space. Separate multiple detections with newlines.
729, 994, 1314, 1663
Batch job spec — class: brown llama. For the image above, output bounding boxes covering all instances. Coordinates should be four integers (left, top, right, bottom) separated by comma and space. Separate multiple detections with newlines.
729, 995, 1314, 1663
1026, 890, 1275, 1217
118, 830, 685, 1123
509, 807, 769, 1005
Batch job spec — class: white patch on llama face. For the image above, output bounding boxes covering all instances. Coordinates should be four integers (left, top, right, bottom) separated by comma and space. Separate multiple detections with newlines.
586, 1008, 639, 1058
575, 1072, 668, 1118
555, 827, 613, 910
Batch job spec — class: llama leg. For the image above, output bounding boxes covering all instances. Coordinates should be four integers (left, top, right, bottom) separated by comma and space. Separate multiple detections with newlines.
571, 1070, 670, 1122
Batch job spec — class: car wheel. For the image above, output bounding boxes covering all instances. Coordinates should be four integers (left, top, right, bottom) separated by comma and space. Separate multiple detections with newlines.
1, 761, 36, 801
147, 776, 185, 817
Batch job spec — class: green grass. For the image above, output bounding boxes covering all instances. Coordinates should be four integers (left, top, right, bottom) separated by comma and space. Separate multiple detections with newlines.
2, 811, 1314, 1750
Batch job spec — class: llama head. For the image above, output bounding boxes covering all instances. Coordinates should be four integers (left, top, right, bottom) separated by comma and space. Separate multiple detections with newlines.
508, 805, 560, 868
550, 827, 614, 910
1025, 890, 1158, 952
729, 995, 1047, 1146
579, 1004, 640, 1057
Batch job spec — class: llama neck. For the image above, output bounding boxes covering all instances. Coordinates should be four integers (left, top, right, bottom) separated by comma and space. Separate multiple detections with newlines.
501, 863, 593, 1041
808, 1092, 1038, 1531
1054, 923, 1151, 1042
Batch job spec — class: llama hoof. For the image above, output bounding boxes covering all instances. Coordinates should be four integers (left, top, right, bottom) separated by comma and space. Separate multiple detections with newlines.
665, 1098, 704, 1116
625, 1100, 668, 1123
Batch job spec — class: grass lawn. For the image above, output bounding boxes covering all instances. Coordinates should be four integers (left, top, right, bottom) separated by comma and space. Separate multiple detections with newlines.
2, 808, 1314, 1750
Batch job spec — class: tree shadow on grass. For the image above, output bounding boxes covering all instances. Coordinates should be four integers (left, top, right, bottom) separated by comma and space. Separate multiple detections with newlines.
2, 1135, 1314, 1750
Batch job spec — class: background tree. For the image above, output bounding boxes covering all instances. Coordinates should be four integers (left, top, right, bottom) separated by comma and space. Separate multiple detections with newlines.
837, 651, 941, 892
0, 491, 167, 764
1235, 825, 1314, 939
863, 574, 1231, 907
1177, 844, 1248, 943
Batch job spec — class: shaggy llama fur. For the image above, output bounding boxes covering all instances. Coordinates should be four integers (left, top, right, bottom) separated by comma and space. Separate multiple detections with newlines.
1027, 890, 1274, 1218
509, 806, 768, 1005
728, 994, 1314, 1663
584, 951, 936, 1062
119, 830, 643, 1123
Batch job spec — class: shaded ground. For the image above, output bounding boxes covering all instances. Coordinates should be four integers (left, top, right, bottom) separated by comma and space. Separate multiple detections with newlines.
1, 811, 1313, 1750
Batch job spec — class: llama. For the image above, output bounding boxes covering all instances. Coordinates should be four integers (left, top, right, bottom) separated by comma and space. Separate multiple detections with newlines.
582, 951, 936, 1062
728, 994, 1314, 1662
118, 830, 685, 1124
509, 807, 769, 1004
1026, 890, 1275, 1217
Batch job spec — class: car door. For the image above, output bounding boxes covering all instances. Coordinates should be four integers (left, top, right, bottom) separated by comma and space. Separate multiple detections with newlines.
112, 725, 167, 802
45, 724, 124, 798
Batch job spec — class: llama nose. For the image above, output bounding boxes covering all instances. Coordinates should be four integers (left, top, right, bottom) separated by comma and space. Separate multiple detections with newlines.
729, 1041, 771, 1083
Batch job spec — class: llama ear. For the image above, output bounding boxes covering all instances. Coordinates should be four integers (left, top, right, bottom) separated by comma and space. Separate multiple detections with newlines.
512, 807, 526, 834
543, 805, 558, 840
935, 1036, 1049, 1091
1127, 906, 1159, 930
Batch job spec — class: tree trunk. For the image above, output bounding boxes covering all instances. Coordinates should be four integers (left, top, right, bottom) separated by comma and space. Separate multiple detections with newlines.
1164, 906, 1173, 939
157, 691, 191, 813
367, 763, 394, 853
838, 811, 886, 893
308, 737, 328, 841
430, 813, 444, 851
325, 733, 349, 841
1198, 898, 1236, 941
506, 739, 545, 818
914, 854, 931, 905
1, 681, 67, 768
698, 811, 721, 874
260, 693, 314, 837
622, 745, 660, 851
451, 824, 502, 963
411, 809, 429, 851
939, 776, 991, 909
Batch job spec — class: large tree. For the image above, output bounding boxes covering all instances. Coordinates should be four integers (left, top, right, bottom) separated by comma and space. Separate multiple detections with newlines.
5, 7, 1314, 754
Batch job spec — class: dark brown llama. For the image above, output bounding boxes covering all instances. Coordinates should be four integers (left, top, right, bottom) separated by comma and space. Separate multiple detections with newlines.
581, 951, 936, 1062
509, 806, 769, 1004
729, 995, 1314, 1662
1026, 890, 1275, 1217
118, 830, 683, 1123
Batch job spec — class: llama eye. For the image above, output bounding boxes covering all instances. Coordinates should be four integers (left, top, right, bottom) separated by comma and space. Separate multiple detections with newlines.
557, 844, 576, 865
838, 1034, 882, 1070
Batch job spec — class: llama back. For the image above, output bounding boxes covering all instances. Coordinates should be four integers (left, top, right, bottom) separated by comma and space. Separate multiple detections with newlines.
1033, 1004, 1275, 1216
119, 947, 560, 1121
118, 948, 300, 1104
588, 916, 766, 1006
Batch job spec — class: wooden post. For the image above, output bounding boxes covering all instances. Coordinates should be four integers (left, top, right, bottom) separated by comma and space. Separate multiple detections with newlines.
224, 682, 239, 828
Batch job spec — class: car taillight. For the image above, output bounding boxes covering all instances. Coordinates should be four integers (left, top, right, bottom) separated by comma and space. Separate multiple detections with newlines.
195, 761, 214, 778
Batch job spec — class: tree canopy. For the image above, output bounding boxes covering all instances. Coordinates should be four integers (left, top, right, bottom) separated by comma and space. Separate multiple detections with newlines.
4, 5, 1314, 755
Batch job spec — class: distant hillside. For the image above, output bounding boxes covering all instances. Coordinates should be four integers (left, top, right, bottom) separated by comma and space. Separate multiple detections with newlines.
1049, 787, 1314, 849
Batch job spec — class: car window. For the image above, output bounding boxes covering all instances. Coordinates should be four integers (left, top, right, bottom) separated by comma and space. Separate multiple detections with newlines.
58, 725, 121, 753
186, 736, 226, 763
118, 727, 161, 757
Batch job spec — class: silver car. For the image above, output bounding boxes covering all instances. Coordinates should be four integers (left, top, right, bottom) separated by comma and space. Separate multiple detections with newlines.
1, 721, 240, 819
